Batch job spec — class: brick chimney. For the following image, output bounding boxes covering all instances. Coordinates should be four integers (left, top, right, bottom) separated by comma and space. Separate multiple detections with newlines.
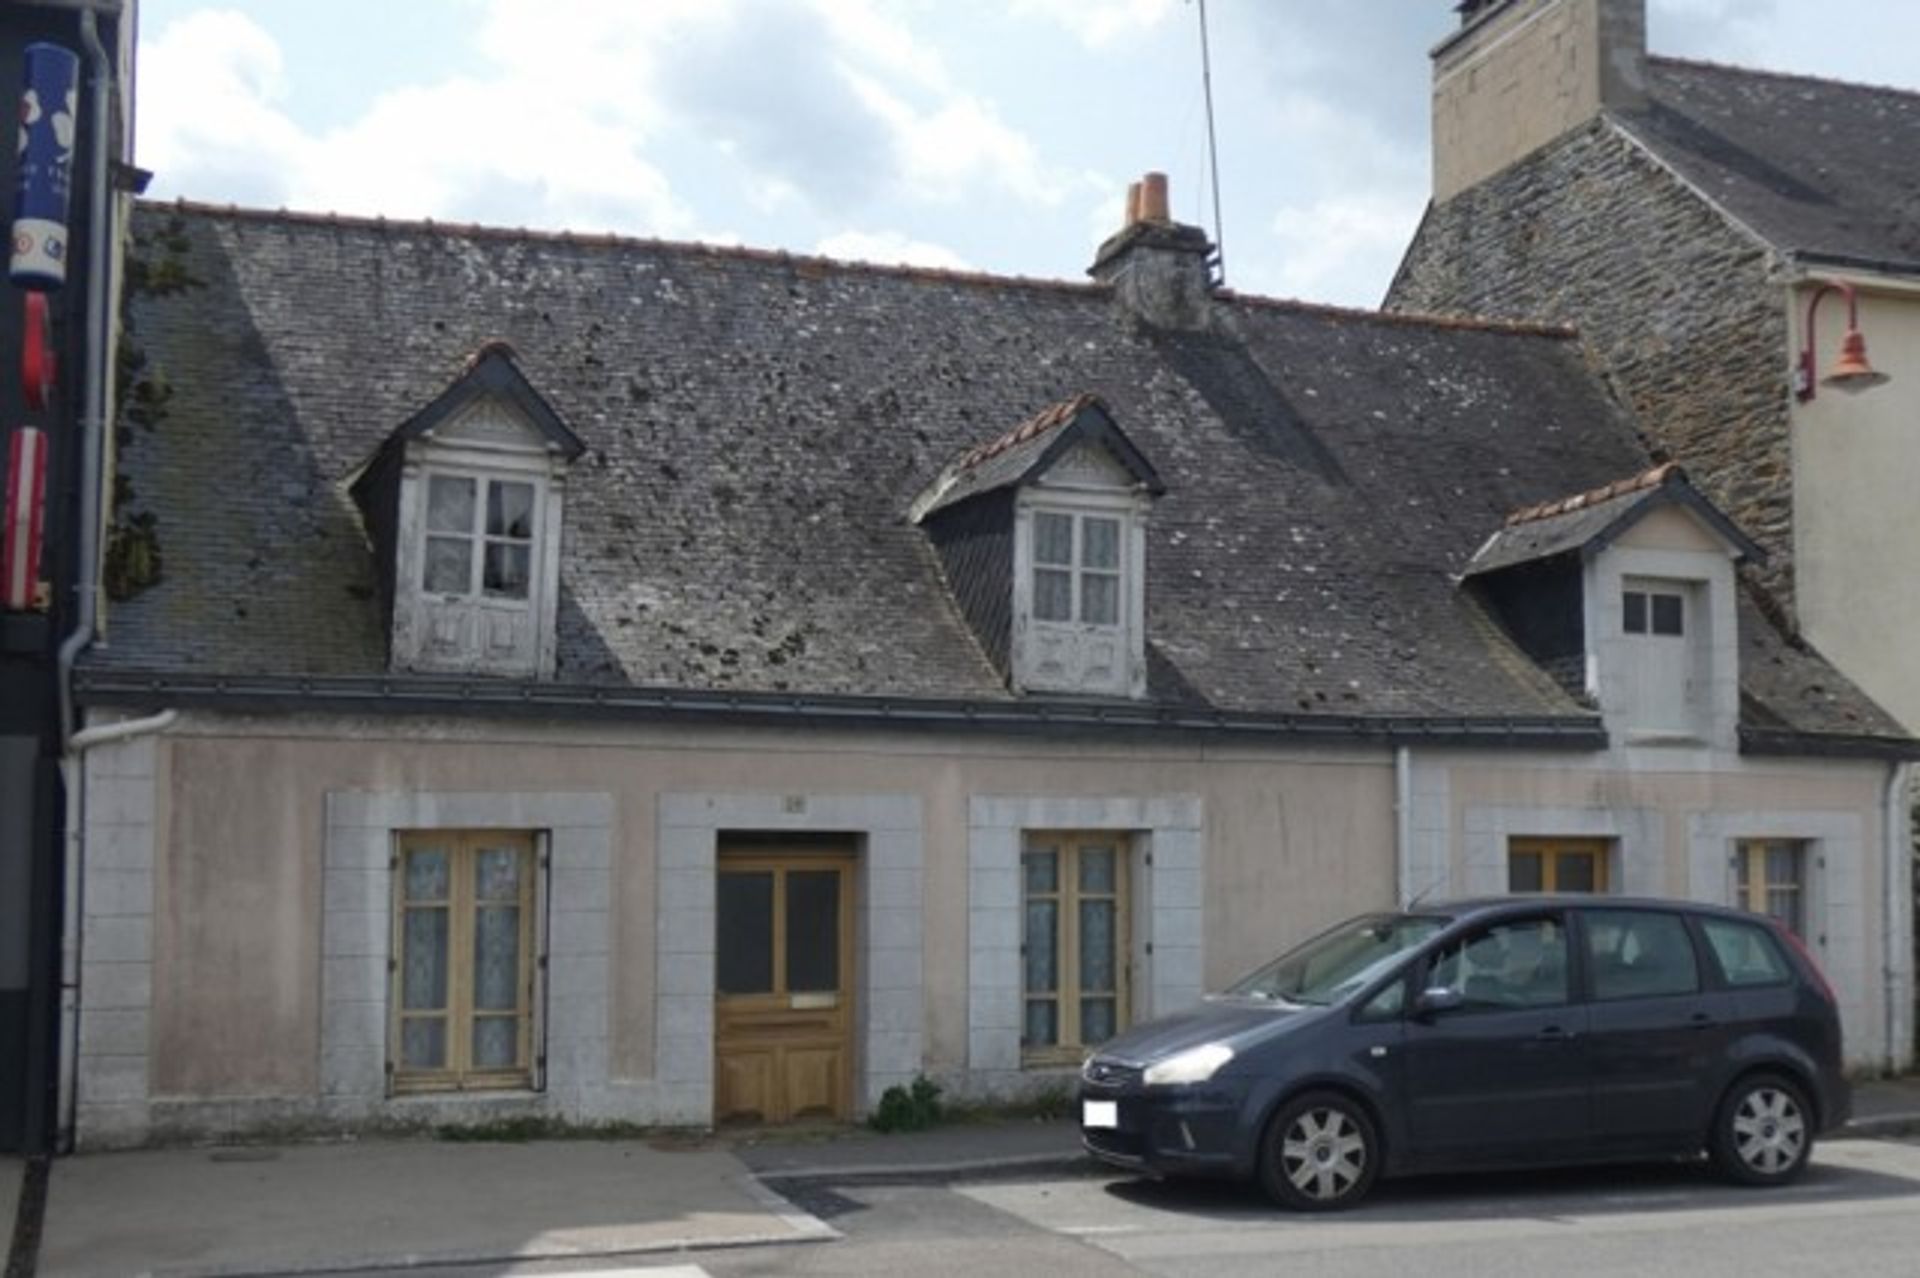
1089, 171, 1215, 331
1430, 0, 1647, 200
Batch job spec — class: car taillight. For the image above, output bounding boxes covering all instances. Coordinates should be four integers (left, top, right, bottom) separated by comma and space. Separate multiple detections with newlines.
1775, 920, 1838, 1007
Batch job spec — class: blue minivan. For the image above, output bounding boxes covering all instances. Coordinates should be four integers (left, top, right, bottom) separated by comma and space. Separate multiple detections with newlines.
1079, 897, 1849, 1210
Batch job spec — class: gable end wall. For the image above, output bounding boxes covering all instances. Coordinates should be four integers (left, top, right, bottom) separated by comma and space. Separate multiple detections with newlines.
1389, 119, 1795, 608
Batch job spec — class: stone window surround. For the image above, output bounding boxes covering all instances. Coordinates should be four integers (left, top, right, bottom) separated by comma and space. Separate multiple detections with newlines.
1687, 809, 1869, 1044
1459, 804, 1665, 899
656, 792, 925, 1121
968, 794, 1203, 1096
318, 790, 616, 1126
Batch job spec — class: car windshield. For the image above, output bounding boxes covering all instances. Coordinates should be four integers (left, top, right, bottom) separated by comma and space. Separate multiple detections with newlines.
1226, 913, 1449, 1006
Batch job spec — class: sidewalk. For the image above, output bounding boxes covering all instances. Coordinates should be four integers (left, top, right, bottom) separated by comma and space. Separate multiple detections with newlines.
1849, 1075, 1920, 1134
36, 1138, 834, 1278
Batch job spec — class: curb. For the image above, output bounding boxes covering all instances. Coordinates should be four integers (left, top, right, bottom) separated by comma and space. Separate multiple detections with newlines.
1845, 1110, 1920, 1139
750, 1149, 1092, 1183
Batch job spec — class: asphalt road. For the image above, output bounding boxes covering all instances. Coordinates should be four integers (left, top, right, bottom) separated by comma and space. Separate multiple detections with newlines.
364, 1136, 1920, 1277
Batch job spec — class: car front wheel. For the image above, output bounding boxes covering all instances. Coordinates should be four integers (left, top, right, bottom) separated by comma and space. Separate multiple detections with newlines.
1710, 1073, 1813, 1186
1258, 1090, 1380, 1211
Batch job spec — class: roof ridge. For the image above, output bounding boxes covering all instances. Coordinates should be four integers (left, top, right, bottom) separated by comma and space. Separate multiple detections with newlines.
1243, 290, 1579, 339
143, 198, 1579, 339
1650, 53, 1920, 105
1504, 461, 1682, 528
142, 198, 1110, 300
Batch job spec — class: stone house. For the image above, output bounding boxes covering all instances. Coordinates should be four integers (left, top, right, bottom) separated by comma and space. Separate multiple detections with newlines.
61, 181, 1914, 1150
1390, 0, 1920, 740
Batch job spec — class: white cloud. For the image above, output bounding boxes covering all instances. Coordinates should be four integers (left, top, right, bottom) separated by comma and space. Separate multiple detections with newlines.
1262, 191, 1425, 305
815, 229, 971, 270
137, 9, 308, 205
1011, 0, 1178, 48
846, 73, 1070, 206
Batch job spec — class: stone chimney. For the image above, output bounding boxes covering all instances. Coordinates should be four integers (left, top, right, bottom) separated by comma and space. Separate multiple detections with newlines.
1430, 0, 1647, 200
1089, 171, 1215, 331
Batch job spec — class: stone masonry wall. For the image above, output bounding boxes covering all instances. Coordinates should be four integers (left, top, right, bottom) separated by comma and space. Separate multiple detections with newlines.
1388, 118, 1797, 610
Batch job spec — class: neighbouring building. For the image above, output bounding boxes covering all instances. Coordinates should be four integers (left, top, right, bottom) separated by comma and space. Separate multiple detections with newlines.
56, 177, 1914, 1149
0, 0, 137, 1156
1390, 0, 1920, 740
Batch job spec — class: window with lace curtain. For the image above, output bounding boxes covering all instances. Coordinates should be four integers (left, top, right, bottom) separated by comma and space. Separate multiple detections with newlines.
1021, 832, 1129, 1065
1735, 839, 1807, 937
391, 831, 541, 1092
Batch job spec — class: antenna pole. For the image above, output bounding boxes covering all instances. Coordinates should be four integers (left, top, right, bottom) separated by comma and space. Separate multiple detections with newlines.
1196, 0, 1225, 283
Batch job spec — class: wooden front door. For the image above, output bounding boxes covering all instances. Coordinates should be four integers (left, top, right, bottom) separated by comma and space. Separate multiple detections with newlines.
714, 850, 855, 1124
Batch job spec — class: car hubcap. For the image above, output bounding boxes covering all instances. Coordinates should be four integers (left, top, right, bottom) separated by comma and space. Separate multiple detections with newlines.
1281, 1108, 1366, 1200
1732, 1087, 1806, 1175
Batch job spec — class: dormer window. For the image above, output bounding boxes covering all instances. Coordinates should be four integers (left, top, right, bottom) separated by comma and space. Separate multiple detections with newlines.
1622, 587, 1683, 637
424, 474, 538, 601
1461, 463, 1764, 752
911, 394, 1164, 702
348, 342, 584, 680
1033, 510, 1121, 626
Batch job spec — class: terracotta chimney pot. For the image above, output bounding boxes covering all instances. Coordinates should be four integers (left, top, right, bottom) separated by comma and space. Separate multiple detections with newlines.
1125, 181, 1143, 226
1140, 172, 1170, 223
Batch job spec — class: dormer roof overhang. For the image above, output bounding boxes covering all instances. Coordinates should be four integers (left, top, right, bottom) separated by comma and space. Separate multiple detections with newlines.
1461, 463, 1765, 580
909, 393, 1165, 524
389, 340, 586, 461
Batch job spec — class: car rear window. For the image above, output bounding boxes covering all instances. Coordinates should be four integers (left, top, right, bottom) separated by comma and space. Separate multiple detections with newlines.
1700, 917, 1792, 987
1584, 909, 1699, 1001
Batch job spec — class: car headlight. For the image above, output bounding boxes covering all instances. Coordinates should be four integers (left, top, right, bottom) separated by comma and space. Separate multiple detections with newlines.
1142, 1042, 1234, 1086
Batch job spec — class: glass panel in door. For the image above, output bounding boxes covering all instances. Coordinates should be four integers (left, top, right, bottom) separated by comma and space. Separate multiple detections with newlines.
786, 870, 841, 994
717, 872, 776, 995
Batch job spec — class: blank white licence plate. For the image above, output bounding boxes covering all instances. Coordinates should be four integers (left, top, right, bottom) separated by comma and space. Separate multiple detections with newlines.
1083, 1099, 1118, 1129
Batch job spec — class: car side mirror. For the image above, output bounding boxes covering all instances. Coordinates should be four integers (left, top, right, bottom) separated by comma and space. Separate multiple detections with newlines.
1414, 987, 1464, 1020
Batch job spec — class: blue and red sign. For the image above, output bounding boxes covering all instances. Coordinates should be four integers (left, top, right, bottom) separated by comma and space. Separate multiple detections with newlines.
12, 42, 80, 290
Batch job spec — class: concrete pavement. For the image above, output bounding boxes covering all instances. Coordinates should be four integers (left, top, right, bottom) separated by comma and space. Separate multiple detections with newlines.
35, 1138, 834, 1278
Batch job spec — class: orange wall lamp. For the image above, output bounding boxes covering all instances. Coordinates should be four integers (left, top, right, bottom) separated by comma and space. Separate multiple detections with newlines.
1796, 279, 1891, 402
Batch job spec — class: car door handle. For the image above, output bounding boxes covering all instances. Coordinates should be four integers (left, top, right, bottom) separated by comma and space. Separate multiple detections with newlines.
1535, 1026, 1577, 1043
1689, 1013, 1715, 1031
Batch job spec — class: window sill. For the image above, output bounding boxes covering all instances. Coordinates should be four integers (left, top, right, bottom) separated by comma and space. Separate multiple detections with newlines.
1621, 731, 1708, 747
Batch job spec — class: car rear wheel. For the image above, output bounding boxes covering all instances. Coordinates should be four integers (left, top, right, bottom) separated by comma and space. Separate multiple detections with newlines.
1258, 1090, 1380, 1211
1710, 1073, 1813, 1186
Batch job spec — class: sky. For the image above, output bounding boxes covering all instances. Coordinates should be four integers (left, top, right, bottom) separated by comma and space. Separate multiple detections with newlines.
131, 0, 1920, 309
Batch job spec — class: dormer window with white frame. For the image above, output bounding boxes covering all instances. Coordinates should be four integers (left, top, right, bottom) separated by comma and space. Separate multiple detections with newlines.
423, 473, 539, 603
1016, 488, 1146, 698
349, 342, 584, 681
911, 394, 1164, 703
1032, 509, 1121, 627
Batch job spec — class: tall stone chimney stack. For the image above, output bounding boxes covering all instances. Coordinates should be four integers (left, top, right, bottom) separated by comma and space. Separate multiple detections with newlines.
1430, 0, 1647, 200
1089, 171, 1215, 331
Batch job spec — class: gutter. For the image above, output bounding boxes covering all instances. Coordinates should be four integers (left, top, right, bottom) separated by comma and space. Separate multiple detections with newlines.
1739, 728, 1920, 763
68, 667, 1615, 750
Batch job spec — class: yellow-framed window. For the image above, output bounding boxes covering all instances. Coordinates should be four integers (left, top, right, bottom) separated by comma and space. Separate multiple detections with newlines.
1508, 837, 1610, 894
1735, 839, 1806, 936
1021, 832, 1128, 1065
391, 830, 539, 1093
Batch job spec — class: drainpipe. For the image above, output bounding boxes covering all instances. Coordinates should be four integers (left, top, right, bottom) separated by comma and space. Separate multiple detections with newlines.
1395, 745, 1414, 906
1885, 761, 1914, 1075
51, 4, 136, 1154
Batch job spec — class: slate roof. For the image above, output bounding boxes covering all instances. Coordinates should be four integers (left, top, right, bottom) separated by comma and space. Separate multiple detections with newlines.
90, 200, 1904, 746
1620, 57, 1920, 271
1464, 462, 1762, 578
